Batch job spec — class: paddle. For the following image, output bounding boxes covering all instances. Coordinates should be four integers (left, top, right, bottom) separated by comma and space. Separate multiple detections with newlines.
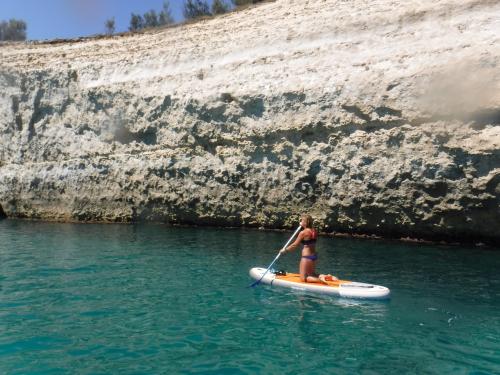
249, 225, 302, 288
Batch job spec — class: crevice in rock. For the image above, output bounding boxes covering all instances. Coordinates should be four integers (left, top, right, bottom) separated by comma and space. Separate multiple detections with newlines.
11, 95, 19, 113
59, 97, 74, 116
0, 204, 6, 219
342, 104, 372, 123
86, 88, 129, 113
420, 181, 449, 198
374, 106, 403, 118
283, 91, 307, 103
252, 121, 334, 148
485, 173, 500, 194
239, 96, 265, 118
11, 95, 23, 130
148, 95, 172, 121
114, 126, 158, 145
468, 108, 500, 129
409, 108, 500, 129
340, 104, 407, 131
220, 93, 234, 103
27, 88, 46, 141
340, 119, 408, 134
185, 99, 236, 124
441, 147, 500, 179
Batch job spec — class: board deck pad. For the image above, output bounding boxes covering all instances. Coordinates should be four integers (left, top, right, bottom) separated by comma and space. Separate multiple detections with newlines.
275, 272, 349, 287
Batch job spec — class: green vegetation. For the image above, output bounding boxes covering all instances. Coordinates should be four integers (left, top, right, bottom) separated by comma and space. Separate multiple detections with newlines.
128, 1, 175, 32
212, 0, 231, 15
129, 13, 144, 32
183, 0, 234, 19
183, 0, 211, 20
232, 0, 265, 5
104, 0, 270, 36
158, 2, 175, 25
0, 19, 27, 41
105, 18, 115, 35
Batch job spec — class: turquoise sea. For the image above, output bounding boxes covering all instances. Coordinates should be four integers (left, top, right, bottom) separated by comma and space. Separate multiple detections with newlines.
0, 220, 499, 374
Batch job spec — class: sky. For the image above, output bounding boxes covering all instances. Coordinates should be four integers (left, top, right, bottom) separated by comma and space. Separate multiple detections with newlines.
0, 0, 217, 41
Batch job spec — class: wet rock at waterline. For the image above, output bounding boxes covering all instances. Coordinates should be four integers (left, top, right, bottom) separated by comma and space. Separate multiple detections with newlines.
0, 0, 499, 244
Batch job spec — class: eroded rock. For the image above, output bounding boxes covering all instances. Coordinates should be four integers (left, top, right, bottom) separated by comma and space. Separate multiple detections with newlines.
0, 0, 499, 244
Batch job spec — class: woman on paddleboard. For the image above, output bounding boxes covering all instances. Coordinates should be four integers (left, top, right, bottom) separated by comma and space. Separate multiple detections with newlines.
279, 214, 337, 284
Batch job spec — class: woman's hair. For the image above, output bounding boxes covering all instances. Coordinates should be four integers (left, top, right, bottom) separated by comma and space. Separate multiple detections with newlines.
301, 214, 314, 228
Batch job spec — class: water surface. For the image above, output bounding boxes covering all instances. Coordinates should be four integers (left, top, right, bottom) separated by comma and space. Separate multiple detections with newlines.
0, 220, 499, 374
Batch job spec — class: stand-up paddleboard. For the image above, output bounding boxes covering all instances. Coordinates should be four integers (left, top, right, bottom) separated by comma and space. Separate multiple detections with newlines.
249, 267, 390, 299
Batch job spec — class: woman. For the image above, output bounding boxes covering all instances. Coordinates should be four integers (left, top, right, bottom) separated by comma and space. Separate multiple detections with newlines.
280, 214, 337, 283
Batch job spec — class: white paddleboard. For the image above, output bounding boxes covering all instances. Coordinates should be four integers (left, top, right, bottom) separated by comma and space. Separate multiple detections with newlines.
250, 267, 390, 300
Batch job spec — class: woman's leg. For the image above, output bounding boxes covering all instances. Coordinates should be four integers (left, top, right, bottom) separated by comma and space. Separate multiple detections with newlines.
299, 258, 308, 282
300, 259, 325, 283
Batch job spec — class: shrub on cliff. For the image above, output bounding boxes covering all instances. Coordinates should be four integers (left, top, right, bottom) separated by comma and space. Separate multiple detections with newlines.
129, 13, 144, 31
212, 0, 230, 14
232, 0, 264, 6
105, 18, 115, 35
0, 19, 27, 41
183, 0, 211, 19
144, 10, 160, 28
158, 1, 175, 25
128, 1, 174, 32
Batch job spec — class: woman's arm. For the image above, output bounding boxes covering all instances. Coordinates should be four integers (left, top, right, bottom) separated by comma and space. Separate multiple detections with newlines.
284, 231, 304, 252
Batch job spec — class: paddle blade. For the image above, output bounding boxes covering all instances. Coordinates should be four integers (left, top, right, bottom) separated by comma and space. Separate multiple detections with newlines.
249, 280, 261, 288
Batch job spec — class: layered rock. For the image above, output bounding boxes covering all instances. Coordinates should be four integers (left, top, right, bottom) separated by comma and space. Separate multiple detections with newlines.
0, 0, 499, 244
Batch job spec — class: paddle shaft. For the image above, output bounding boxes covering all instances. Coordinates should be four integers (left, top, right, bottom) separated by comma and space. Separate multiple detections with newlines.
250, 225, 302, 287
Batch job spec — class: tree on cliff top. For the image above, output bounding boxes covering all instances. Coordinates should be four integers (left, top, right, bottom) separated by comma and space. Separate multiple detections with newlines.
0, 19, 27, 41
159, 1, 175, 26
105, 18, 115, 35
144, 10, 159, 28
128, 1, 174, 32
212, 0, 230, 14
183, 0, 211, 20
129, 13, 144, 32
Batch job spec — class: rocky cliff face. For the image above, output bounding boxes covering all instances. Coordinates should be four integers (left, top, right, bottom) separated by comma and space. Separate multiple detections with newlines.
0, 0, 499, 244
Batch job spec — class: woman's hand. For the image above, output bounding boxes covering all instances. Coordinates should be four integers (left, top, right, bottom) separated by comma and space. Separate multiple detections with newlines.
279, 248, 287, 255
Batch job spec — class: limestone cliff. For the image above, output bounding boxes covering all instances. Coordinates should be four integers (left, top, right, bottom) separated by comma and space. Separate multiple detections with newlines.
0, 0, 499, 244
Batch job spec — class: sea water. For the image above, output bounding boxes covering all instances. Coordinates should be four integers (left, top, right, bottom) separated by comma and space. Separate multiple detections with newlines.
0, 220, 498, 374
